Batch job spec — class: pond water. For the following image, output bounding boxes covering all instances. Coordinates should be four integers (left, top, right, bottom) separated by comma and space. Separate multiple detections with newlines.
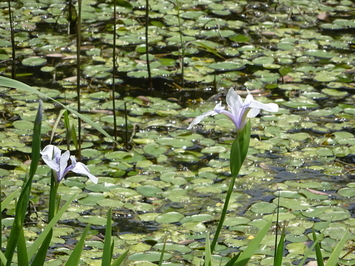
1, 0, 355, 265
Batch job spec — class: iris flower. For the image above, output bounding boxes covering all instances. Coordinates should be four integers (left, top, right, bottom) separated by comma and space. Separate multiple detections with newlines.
41, 145, 98, 184
188, 88, 278, 131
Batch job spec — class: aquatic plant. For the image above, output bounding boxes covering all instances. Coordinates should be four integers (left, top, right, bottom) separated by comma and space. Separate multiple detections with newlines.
41, 144, 98, 184
189, 88, 278, 264
188, 88, 279, 132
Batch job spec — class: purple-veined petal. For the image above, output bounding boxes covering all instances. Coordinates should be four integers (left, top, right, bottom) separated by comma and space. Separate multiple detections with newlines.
217, 109, 239, 128
61, 155, 76, 181
57, 150, 70, 182
71, 161, 98, 184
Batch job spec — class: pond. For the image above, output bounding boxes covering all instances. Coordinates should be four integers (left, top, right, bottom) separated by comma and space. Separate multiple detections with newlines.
1, 0, 355, 265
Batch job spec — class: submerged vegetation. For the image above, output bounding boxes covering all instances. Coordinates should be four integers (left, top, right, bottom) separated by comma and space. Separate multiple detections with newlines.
1, 0, 355, 265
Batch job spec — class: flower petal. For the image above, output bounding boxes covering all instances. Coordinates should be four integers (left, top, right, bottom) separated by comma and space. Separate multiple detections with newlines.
187, 88, 278, 132
226, 88, 242, 118
187, 105, 220, 129
247, 107, 261, 118
40, 145, 61, 172
244, 92, 254, 104
248, 101, 279, 117
71, 161, 98, 184
41, 145, 61, 158
57, 150, 70, 182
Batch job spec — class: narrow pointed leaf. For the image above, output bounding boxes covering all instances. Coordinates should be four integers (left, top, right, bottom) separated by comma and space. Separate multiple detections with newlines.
111, 250, 129, 266
65, 224, 91, 266
325, 230, 349, 266
5, 101, 42, 265
27, 193, 77, 259
158, 239, 167, 266
274, 227, 285, 266
17, 228, 29, 266
204, 234, 212, 266
102, 208, 113, 266
1, 188, 20, 211
0, 76, 118, 145
233, 218, 272, 266
313, 230, 324, 266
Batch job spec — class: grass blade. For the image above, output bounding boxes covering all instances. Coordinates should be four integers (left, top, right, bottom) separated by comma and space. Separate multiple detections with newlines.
17, 228, 29, 265
225, 253, 240, 266
30, 229, 53, 266
4, 101, 42, 265
274, 226, 285, 266
0, 250, 6, 265
0, 76, 119, 145
313, 230, 325, 266
158, 239, 167, 266
233, 218, 272, 266
102, 208, 113, 266
204, 234, 212, 266
27, 193, 77, 259
1, 188, 20, 211
297, 234, 321, 266
111, 250, 129, 266
65, 224, 90, 266
325, 229, 349, 266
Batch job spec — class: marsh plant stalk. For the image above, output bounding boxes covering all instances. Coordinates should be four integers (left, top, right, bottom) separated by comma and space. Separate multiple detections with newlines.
7, 0, 16, 79
210, 121, 251, 253
124, 102, 129, 149
145, 0, 153, 89
112, 0, 118, 142
76, 0, 82, 158
175, 0, 185, 86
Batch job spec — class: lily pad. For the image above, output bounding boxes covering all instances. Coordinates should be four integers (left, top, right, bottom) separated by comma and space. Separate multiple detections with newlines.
128, 252, 172, 262
180, 214, 214, 224
282, 100, 318, 109
22, 57, 47, 66
209, 62, 245, 71
136, 185, 162, 197
155, 212, 184, 224
250, 202, 276, 214
305, 50, 336, 59
337, 187, 355, 198
77, 215, 110, 226
156, 138, 193, 148
321, 88, 347, 97
143, 144, 168, 156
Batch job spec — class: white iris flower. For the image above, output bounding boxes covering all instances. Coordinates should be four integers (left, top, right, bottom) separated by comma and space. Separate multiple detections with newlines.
41, 145, 98, 184
188, 88, 279, 131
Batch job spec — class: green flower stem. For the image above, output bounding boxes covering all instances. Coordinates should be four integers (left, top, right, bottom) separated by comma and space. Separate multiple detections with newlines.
210, 169, 239, 253
210, 121, 251, 253
49, 172, 60, 221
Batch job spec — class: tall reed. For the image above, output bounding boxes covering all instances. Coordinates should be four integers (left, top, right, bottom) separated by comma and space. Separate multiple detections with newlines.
112, 0, 118, 142
175, 0, 185, 86
7, 0, 16, 79
76, 0, 82, 158
145, 0, 153, 89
